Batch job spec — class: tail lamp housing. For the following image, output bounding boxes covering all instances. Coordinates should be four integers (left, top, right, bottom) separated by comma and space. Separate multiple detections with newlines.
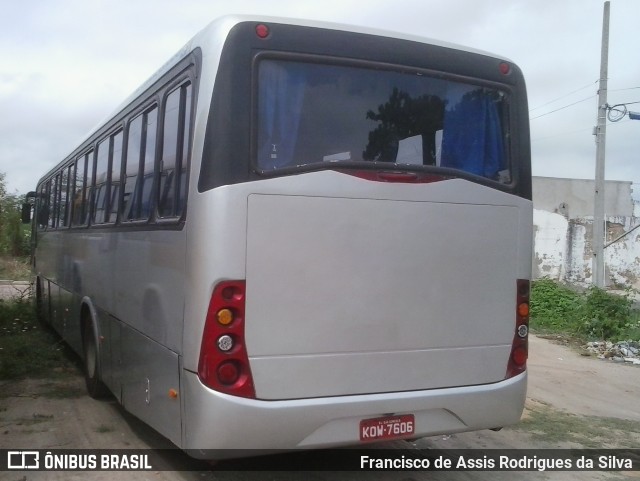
507, 279, 529, 379
198, 280, 255, 398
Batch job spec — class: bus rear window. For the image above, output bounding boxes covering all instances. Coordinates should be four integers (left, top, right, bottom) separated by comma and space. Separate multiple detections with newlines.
256, 59, 511, 183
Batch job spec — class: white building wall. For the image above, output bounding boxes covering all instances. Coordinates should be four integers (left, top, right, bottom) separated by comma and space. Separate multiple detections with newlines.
532, 177, 640, 289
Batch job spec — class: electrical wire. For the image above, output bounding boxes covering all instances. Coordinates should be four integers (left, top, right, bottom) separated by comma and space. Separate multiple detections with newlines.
609, 86, 640, 93
607, 101, 640, 122
529, 95, 596, 120
608, 104, 627, 122
529, 80, 598, 112
530, 126, 593, 143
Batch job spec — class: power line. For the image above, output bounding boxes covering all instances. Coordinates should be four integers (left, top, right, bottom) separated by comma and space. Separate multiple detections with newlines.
531, 126, 593, 143
529, 95, 596, 120
607, 101, 640, 122
532, 116, 633, 142
529, 80, 598, 112
609, 86, 640, 93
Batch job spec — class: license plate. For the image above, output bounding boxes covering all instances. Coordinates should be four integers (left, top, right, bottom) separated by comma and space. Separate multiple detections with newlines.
359, 414, 415, 442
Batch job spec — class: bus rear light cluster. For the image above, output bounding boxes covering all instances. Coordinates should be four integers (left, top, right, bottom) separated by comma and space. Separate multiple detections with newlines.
198, 280, 256, 398
506, 279, 529, 379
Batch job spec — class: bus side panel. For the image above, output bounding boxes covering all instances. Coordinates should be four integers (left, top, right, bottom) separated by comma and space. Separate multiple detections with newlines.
111, 230, 186, 353
121, 324, 182, 446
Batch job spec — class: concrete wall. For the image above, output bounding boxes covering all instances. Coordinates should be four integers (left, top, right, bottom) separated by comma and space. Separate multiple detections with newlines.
532, 177, 640, 289
533, 176, 634, 218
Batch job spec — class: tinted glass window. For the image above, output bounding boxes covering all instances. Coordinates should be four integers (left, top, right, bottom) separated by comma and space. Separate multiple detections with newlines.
180, 84, 192, 213
141, 107, 158, 219
57, 167, 70, 227
122, 115, 142, 221
84, 151, 95, 225
108, 131, 123, 223
94, 138, 110, 224
72, 155, 86, 226
159, 88, 180, 217
257, 59, 510, 183
159, 82, 191, 218
64, 164, 74, 227
49, 174, 58, 229
122, 107, 157, 221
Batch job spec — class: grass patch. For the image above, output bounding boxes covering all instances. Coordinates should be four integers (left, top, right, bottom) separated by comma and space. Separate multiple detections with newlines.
510, 403, 640, 448
0, 297, 77, 381
0, 256, 31, 282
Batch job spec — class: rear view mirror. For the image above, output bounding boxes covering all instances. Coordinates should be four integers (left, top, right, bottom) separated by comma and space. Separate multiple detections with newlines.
21, 191, 37, 224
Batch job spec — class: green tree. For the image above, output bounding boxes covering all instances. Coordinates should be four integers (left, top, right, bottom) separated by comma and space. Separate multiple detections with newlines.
0, 172, 30, 257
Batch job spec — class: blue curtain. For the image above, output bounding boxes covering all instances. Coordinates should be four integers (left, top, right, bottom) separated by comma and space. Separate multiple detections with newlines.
258, 61, 306, 169
440, 92, 505, 179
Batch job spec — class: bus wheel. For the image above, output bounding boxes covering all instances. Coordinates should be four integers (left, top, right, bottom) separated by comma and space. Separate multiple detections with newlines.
82, 319, 109, 399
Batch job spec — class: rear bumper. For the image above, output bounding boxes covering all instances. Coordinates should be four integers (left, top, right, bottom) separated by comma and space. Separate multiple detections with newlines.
181, 369, 527, 458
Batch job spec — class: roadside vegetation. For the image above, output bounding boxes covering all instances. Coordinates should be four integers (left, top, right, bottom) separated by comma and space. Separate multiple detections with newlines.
0, 171, 31, 281
530, 278, 640, 342
0, 172, 30, 258
0, 296, 77, 381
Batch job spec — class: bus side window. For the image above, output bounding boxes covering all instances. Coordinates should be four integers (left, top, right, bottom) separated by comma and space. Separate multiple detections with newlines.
159, 82, 191, 218
122, 107, 157, 221
64, 164, 74, 227
72, 154, 86, 226
122, 115, 143, 221
108, 131, 123, 223
140, 107, 158, 220
93, 138, 110, 224
49, 174, 59, 229
84, 151, 95, 225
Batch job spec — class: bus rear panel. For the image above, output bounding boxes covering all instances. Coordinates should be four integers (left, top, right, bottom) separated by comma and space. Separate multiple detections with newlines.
184, 17, 531, 455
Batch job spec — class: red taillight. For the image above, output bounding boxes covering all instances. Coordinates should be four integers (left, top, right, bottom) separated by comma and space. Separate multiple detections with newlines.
506, 279, 529, 379
198, 280, 256, 398
499, 62, 511, 76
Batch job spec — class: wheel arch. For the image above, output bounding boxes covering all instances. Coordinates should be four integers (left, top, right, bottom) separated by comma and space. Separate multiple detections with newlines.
79, 296, 101, 362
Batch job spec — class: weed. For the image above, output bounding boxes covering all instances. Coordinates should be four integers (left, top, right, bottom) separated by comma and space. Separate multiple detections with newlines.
95, 424, 114, 433
0, 298, 76, 380
530, 278, 582, 332
0, 256, 31, 282
530, 278, 640, 342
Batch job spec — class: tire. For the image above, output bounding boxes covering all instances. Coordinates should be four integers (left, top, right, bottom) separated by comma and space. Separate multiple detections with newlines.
82, 319, 109, 399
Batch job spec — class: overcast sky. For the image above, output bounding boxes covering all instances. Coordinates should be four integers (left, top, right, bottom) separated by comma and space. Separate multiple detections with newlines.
1, 0, 639, 198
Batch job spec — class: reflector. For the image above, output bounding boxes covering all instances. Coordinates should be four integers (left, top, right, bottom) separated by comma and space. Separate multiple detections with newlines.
256, 24, 269, 38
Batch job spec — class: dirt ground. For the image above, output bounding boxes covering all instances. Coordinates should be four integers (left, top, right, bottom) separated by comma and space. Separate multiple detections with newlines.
1, 335, 639, 481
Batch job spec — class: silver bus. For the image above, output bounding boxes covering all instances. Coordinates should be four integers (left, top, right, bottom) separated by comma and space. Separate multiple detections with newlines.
26, 15, 532, 457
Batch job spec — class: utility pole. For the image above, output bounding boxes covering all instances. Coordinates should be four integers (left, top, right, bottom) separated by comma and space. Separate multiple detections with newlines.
593, 1, 610, 288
